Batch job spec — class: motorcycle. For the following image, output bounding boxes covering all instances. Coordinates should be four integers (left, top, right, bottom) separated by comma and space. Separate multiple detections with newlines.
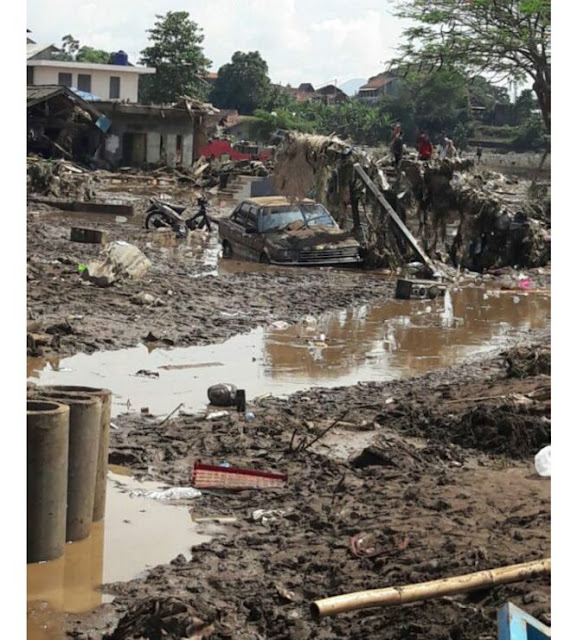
144, 195, 215, 236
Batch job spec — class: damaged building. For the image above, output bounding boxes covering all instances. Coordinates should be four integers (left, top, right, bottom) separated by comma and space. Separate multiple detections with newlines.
94, 99, 218, 169
27, 85, 110, 162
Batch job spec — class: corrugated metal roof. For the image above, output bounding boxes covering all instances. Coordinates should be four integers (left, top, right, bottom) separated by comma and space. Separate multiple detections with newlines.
27, 85, 103, 119
27, 85, 65, 104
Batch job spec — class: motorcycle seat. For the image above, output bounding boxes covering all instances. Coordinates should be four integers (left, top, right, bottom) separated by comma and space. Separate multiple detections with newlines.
170, 204, 187, 214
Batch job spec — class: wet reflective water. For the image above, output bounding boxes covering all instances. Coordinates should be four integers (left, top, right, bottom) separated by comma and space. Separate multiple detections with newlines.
27, 472, 212, 640
28, 287, 550, 418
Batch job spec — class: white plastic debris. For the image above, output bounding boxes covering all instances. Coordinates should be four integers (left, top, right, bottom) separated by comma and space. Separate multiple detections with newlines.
251, 509, 287, 525
206, 410, 230, 420
83, 241, 151, 287
271, 320, 290, 330
300, 315, 317, 325
131, 487, 203, 501
512, 295, 521, 304
534, 445, 551, 477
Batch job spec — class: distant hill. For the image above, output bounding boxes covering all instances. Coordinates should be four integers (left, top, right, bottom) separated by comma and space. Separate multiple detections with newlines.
339, 78, 366, 97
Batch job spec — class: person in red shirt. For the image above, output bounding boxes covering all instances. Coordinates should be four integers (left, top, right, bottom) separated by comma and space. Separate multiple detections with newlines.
417, 131, 433, 161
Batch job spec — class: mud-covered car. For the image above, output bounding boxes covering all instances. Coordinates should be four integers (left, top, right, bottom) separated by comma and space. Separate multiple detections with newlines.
218, 197, 362, 266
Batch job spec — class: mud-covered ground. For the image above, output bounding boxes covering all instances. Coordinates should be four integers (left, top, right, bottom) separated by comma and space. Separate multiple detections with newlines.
58, 339, 551, 640
27, 205, 397, 359
27, 201, 550, 361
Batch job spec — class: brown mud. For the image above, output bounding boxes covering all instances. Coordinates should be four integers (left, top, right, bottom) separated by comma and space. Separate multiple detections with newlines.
63, 338, 550, 640
27, 206, 394, 359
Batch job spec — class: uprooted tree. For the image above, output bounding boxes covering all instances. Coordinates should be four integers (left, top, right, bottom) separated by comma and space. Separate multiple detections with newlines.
392, 0, 551, 135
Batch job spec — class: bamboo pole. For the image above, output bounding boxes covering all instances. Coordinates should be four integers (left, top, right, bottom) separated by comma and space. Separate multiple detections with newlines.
311, 558, 550, 618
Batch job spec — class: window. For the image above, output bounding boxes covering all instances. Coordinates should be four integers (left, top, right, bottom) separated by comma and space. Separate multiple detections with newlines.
27, 66, 34, 85
77, 74, 91, 92
58, 73, 72, 87
109, 76, 120, 99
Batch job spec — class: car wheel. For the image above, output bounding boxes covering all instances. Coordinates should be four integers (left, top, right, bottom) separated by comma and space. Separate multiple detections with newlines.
222, 241, 233, 258
259, 253, 271, 265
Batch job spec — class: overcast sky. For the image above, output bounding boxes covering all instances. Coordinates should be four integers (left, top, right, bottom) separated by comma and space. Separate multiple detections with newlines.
26, 0, 408, 87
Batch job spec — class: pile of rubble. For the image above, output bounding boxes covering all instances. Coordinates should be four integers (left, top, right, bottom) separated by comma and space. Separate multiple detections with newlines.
90, 157, 272, 191
27, 156, 96, 201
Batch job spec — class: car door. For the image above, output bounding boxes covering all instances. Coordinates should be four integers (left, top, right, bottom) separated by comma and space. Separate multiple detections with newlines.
242, 206, 265, 261
223, 204, 249, 259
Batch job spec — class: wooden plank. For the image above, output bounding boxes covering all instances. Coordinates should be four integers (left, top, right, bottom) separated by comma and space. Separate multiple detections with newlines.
353, 163, 436, 274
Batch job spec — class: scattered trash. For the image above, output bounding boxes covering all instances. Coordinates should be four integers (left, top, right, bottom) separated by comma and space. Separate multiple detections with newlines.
141, 407, 150, 415
207, 383, 237, 407
205, 410, 230, 420
271, 320, 290, 330
275, 583, 299, 602
159, 362, 223, 370
251, 509, 287, 525
385, 397, 395, 405
512, 295, 521, 304
135, 369, 159, 378
193, 515, 238, 524
77, 264, 88, 273
191, 462, 288, 490
236, 389, 246, 413
245, 412, 255, 422
534, 445, 551, 477
133, 292, 166, 307
130, 487, 202, 501
82, 241, 151, 287
518, 278, 532, 290
301, 315, 318, 325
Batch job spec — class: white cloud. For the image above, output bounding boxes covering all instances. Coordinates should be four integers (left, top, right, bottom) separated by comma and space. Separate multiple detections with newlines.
26, 0, 407, 86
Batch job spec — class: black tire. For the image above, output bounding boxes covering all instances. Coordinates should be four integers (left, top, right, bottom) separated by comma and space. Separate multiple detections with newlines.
145, 210, 171, 230
428, 286, 439, 300
259, 252, 271, 265
222, 241, 233, 258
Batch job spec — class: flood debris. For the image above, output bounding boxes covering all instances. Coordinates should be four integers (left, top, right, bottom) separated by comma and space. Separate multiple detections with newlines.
191, 462, 288, 490
105, 596, 216, 640
207, 383, 237, 407
70, 227, 108, 244
273, 131, 549, 274
82, 241, 151, 287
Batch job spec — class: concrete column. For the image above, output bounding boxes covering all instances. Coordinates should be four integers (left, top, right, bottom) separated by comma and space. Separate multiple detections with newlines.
165, 134, 177, 166
182, 133, 194, 168
37, 392, 102, 542
147, 132, 161, 164
36, 386, 112, 522
27, 401, 70, 563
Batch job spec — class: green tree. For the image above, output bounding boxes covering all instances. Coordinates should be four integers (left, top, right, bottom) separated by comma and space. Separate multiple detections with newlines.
76, 46, 111, 64
392, 0, 551, 133
210, 51, 272, 114
139, 11, 212, 104
53, 34, 80, 61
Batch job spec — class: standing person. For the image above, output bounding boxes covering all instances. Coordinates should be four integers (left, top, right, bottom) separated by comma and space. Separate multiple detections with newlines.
391, 131, 404, 168
439, 138, 448, 160
417, 131, 433, 161
476, 146, 483, 163
445, 138, 457, 159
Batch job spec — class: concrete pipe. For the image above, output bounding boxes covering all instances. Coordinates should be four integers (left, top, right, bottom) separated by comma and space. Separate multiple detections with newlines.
27, 401, 70, 563
36, 392, 102, 542
36, 386, 112, 522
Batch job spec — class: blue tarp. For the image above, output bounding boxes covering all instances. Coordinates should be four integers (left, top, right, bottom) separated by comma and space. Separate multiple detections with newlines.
70, 87, 102, 102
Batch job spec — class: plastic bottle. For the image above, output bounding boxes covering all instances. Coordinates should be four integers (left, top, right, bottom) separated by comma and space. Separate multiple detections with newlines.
534, 445, 551, 477
245, 412, 255, 422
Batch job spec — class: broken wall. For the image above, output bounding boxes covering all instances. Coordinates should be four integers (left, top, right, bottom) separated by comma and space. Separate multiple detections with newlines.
99, 112, 194, 169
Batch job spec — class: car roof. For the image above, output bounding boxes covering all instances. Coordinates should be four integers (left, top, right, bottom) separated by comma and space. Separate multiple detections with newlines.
241, 196, 316, 208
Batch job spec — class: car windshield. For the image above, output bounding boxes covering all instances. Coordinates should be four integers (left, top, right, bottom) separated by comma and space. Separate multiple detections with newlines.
260, 204, 336, 232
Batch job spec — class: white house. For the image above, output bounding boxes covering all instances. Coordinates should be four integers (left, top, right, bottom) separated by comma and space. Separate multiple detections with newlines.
27, 43, 155, 103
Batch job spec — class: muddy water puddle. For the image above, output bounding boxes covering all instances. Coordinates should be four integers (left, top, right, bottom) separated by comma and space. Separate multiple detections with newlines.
27, 471, 213, 640
28, 287, 550, 418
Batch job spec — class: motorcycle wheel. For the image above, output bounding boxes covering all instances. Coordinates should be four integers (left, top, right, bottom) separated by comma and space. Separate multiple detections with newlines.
145, 210, 172, 230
